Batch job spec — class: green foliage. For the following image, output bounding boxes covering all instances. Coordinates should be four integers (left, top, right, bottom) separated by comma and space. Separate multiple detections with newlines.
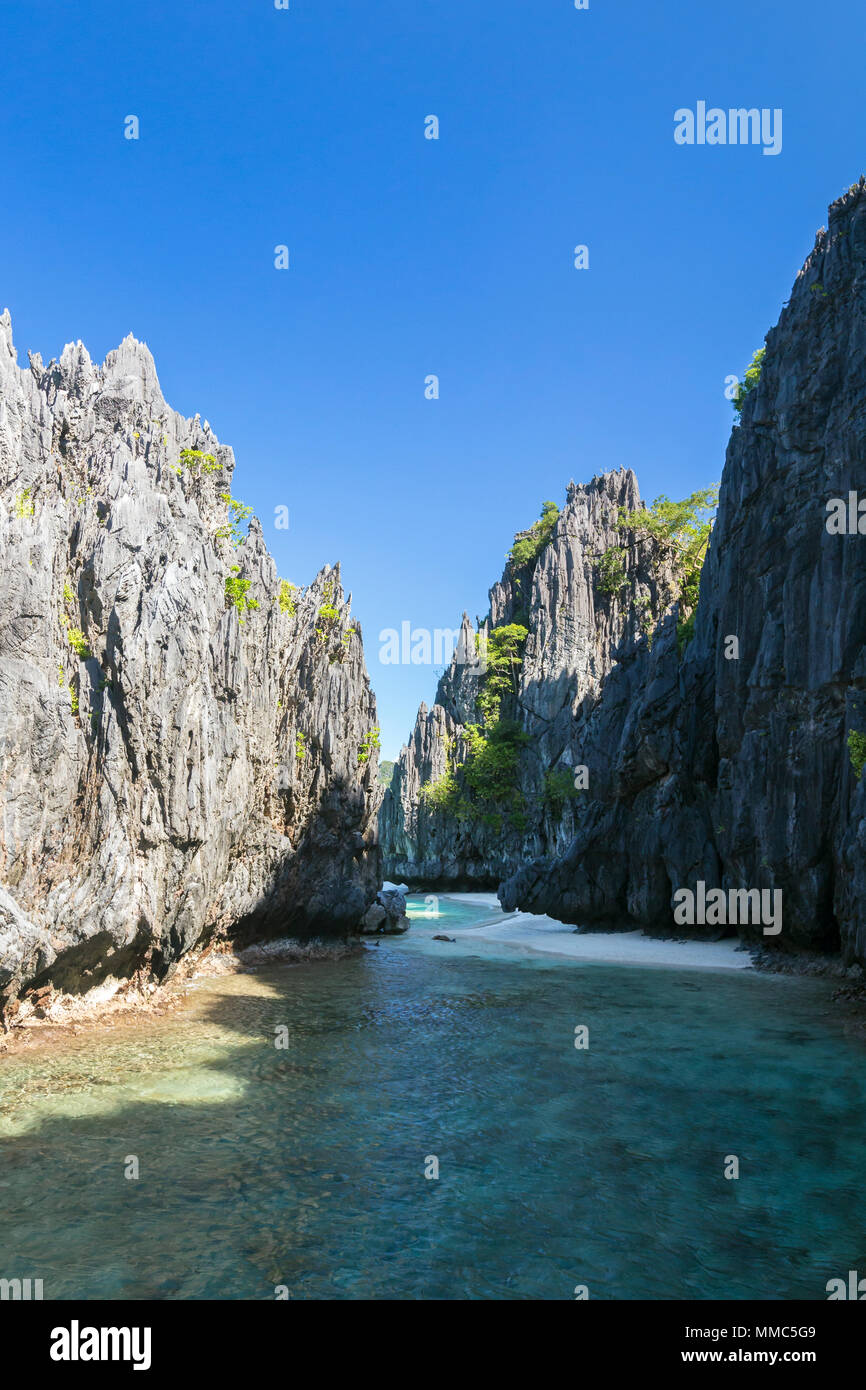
278, 579, 297, 616
733, 347, 766, 413
378, 759, 396, 788
848, 730, 866, 781
179, 448, 221, 473
476, 622, 529, 724
420, 764, 461, 813
462, 719, 529, 805
63, 581, 74, 604
225, 569, 259, 621
421, 718, 529, 830
14, 488, 35, 518
634, 593, 654, 648
508, 500, 559, 569
618, 486, 719, 653
215, 493, 254, 545
358, 728, 381, 765
676, 608, 696, 655
67, 627, 91, 660
69, 688, 79, 715
315, 602, 340, 643
544, 766, 582, 815
597, 545, 627, 595
295, 731, 307, 761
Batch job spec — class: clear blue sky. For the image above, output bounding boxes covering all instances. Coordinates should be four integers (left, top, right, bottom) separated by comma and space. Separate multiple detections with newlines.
0, 1, 860, 757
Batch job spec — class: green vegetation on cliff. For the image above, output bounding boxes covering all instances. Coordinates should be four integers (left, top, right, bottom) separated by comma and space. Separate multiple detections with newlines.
596, 486, 718, 655
476, 622, 529, 724
733, 347, 766, 413
848, 730, 866, 780
216, 493, 254, 546
225, 569, 259, 621
544, 766, 583, 815
278, 579, 297, 616
597, 545, 628, 594
358, 728, 381, 765
507, 500, 559, 570
420, 623, 531, 831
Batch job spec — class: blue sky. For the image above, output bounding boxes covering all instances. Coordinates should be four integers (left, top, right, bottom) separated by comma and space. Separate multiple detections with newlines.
0, 0, 861, 757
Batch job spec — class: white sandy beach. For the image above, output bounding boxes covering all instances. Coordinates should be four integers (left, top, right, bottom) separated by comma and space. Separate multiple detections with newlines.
412, 892, 753, 971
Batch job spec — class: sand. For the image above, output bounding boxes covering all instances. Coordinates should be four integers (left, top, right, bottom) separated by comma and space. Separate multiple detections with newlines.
414, 893, 754, 971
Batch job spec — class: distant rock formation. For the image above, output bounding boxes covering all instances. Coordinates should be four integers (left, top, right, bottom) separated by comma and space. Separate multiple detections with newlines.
384, 179, 866, 966
0, 315, 382, 1018
380, 468, 674, 887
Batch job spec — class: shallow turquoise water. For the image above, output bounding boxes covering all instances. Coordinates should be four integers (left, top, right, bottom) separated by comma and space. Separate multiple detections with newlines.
405, 893, 499, 928
1, 902, 865, 1300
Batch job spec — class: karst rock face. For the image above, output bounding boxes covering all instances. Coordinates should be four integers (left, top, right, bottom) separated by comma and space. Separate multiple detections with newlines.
501, 182, 866, 963
386, 181, 866, 965
0, 313, 382, 1016
380, 468, 677, 887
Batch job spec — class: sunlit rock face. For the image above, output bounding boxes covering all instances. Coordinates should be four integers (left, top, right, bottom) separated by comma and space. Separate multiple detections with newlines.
386, 180, 866, 965
380, 468, 675, 887
503, 181, 866, 964
0, 313, 382, 1015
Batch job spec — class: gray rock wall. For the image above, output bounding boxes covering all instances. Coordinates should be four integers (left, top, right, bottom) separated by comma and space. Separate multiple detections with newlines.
380, 469, 676, 885
0, 314, 382, 1015
503, 181, 866, 964
385, 179, 866, 966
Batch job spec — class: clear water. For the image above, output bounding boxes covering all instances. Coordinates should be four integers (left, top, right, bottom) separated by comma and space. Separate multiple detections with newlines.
1, 898, 865, 1301
405, 894, 501, 928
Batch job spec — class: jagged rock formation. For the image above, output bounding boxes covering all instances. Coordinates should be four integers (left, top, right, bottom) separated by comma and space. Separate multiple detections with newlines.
385, 179, 866, 967
360, 884, 409, 935
380, 470, 679, 886
0, 313, 382, 1018
502, 180, 866, 965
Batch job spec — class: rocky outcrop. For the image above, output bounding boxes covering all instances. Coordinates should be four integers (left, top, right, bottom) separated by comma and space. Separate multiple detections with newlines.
380, 469, 679, 886
385, 178, 866, 967
0, 313, 382, 1017
360, 885, 409, 935
503, 180, 866, 965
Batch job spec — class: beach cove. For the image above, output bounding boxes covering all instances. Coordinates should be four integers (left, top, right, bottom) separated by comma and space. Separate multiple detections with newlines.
2, 895, 864, 1300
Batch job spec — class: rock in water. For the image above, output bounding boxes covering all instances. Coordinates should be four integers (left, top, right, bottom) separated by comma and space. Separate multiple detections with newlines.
0, 314, 383, 1017
360, 887, 409, 934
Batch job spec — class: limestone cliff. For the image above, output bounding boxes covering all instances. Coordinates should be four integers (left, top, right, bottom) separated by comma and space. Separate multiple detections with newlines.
385, 179, 866, 967
0, 314, 382, 1018
380, 469, 679, 886
503, 180, 866, 965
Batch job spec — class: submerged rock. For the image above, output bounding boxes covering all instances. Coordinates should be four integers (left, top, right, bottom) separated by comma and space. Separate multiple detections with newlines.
0, 314, 383, 1017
